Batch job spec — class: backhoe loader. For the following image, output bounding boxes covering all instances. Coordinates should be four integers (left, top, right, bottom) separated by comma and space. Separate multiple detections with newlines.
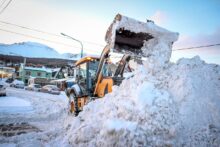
64, 13, 177, 115
64, 45, 131, 115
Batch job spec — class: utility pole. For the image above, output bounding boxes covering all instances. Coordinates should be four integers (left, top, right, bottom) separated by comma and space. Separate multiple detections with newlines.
61, 33, 83, 58
22, 57, 26, 83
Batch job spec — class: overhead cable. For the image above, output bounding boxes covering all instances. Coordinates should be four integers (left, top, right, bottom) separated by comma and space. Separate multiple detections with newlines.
0, 0, 12, 15
173, 43, 220, 51
0, 27, 99, 52
0, 20, 105, 47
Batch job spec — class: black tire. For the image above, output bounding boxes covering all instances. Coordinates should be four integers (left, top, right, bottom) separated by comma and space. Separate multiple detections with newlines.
69, 90, 80, 116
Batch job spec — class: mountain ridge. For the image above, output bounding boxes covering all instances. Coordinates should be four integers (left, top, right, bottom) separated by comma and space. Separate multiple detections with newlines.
0, 42, 81, 60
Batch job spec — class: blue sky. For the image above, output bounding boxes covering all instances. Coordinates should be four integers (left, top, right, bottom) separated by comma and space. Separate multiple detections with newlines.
0, 0, 219, 63
53, 0, 220, 34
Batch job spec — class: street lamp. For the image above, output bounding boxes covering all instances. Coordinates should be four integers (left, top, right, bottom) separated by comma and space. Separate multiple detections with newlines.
61, 33, 84, 58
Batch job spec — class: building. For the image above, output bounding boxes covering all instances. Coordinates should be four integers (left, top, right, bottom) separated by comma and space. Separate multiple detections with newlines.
19, 64, 53, 85
0, 67, 16, 78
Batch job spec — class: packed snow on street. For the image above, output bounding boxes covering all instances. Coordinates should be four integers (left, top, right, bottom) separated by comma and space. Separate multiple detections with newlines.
1, 16, 220, 146
0, 87, 71, 146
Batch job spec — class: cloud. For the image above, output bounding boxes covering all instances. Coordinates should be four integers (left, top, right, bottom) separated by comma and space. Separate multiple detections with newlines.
150, 11, 168, 26
173, 28, 220, 54
172, 28, 220, 64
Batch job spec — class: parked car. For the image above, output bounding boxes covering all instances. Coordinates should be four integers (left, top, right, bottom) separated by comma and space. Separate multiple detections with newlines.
25, 84, 41, 91
0, 81, 6, 96
5, 78, 13, 84
10, 80, 25, 89
40, 85, 60, 95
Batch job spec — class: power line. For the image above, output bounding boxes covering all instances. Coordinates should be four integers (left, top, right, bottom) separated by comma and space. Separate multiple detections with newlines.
0, 20, 61, 37
0, 20, 105, 47
1, 19, 219, 52
173, 43, 220, 51
0, 27, 88, 49
0, 0, 12, 15
0, 0, 7, 8
0, 28, 99, 52
0, 28, 79, 48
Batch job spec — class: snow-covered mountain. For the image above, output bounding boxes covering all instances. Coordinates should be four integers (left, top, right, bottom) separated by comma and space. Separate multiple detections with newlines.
0, 42, 79, 60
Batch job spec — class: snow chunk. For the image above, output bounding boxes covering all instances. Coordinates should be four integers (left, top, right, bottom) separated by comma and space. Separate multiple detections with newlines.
106, 14, 178, 69
114, 14, 178, 43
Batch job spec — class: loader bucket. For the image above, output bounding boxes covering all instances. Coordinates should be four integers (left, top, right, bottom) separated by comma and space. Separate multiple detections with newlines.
105, 14, 178, 57
114, 28, 153, 55
105, 14, 154, 56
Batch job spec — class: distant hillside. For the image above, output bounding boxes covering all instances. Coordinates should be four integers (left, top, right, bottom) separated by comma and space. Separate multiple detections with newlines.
0, 42, 79, 60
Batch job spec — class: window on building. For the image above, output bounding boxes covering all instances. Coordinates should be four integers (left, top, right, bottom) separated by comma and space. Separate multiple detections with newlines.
26, 71, 31, 76
37, 72, 42, 76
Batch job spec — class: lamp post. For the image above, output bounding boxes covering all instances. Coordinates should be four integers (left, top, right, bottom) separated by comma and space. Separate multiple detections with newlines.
9, 52, 26, 83
61, 33, 84, 58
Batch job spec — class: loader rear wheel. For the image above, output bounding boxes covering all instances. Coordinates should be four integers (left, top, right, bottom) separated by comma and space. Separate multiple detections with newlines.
69, 90, 80, 116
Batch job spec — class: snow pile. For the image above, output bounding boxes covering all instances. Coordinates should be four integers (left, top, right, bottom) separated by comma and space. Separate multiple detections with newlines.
65, 68, 178, 146
59, 18, 219, 146
166, 56, 220, 146
62, 56, 220, 146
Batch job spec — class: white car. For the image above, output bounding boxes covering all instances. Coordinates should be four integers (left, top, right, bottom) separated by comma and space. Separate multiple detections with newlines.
10, 80, 25, 89
25, 84, 41, 91
40, 85, 60, 95
0, 81, 6, 96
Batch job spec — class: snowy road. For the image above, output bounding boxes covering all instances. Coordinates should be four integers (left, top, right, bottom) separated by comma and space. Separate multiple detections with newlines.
0, 87, 71, 146
0, 87, 69, 123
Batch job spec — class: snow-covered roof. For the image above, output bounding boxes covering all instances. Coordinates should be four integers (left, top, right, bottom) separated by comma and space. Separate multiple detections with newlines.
51, 77, 76, 83
24, 66, 52, 73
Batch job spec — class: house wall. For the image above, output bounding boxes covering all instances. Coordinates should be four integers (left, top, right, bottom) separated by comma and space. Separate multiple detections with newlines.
24, 70, 52, 78
19, 68, 52, 85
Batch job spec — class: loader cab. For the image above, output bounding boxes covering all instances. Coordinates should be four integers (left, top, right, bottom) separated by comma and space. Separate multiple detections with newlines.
75, 56, 111, 96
